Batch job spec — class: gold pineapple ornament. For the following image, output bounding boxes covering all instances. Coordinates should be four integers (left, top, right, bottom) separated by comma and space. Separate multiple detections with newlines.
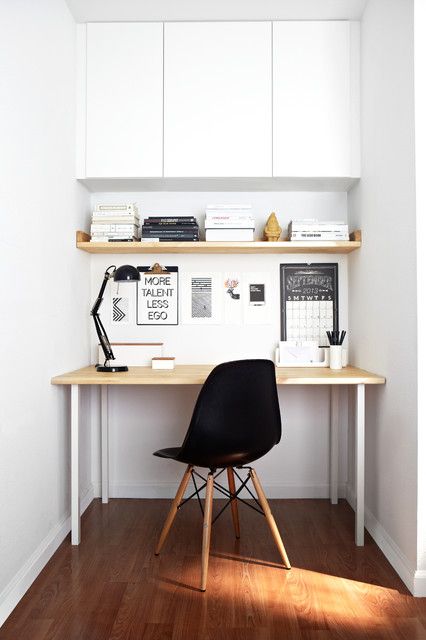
264, 212, 282, 242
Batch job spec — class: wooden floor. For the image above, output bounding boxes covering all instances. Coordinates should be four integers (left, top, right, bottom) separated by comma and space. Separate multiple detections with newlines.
1, 498, 426, 640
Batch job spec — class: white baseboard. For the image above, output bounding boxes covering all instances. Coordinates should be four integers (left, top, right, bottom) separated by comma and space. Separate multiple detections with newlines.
413, 570, 426, 597
93, 481, 348, 500
346, 486, 417, 595
0, 487, 94, 628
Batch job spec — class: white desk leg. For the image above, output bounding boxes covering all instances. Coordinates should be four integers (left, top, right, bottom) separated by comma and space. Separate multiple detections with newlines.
101, 386, 109, 504
330, 386, 339, 505
356, 383, 365, 546
71, 384, 80, 545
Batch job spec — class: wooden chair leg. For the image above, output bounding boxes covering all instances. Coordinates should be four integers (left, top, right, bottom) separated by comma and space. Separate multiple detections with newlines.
200, 472, 214, 591
227, 467, 240, 539
155, 465, 193, 555
249, 468, 291, 569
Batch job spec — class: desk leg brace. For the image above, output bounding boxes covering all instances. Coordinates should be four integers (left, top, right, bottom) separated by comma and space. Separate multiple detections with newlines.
71, 384, 80, 545
330, 386, 339, 505
356, 384, 365, 546
101, 386, 109, 504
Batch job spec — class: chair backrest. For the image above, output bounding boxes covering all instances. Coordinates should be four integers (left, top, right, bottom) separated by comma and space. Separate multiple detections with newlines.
179, 359, 281, 467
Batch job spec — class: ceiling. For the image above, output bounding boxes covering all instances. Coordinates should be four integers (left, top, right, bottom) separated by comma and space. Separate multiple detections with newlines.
65, 0, 368, 23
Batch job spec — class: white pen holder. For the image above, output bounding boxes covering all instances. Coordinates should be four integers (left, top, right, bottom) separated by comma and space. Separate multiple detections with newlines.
329, 345, 343, 370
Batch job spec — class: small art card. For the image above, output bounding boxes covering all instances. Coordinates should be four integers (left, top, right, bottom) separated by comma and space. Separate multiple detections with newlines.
111, 296, 130, 324
181, 272, 223, 325
243, 272, 272, 325
223, 273, 243, 325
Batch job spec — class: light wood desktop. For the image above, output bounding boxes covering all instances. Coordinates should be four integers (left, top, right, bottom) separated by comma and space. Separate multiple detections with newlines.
51, 364, 385, 548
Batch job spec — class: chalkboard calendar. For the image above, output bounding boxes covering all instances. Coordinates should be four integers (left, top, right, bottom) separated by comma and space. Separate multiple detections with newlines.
280, 263, 338, 346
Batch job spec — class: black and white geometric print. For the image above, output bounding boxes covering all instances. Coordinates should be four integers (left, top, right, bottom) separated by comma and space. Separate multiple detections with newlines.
112, 296, 129, 323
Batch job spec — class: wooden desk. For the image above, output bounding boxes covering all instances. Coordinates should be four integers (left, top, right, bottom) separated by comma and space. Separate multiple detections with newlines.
51, 365, 385, 547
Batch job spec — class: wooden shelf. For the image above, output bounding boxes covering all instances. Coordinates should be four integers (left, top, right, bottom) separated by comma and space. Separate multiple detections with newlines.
76, 230, 361, 254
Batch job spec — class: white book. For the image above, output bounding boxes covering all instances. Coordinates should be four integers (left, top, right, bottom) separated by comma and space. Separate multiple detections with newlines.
205, 214, 254, 220
91, 224, 138, 232
91, 215, 140, 224
291, 232, 349, 240
91, 231, 138, 237
206, 204, 251, 210
290, 227, 349, 235
95, 203, 138, 213
289, 218, 346, 224
289, 219, 346, 229
90, 237, 137, 243
206, 222, 255, 229
91, 231, 136, 238
205, 228, 254, 241
92, 212, 139, 219
206, 215, 252, 220
205, 218, 254, 228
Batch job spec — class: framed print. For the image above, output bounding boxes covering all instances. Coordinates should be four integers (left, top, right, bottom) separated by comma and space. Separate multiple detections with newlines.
137, 266, 178, 325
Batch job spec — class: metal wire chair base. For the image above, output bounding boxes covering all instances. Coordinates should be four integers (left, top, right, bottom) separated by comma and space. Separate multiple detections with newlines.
177, 466, 265, 525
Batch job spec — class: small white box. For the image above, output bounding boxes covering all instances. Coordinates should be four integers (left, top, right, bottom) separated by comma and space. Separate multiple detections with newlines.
152, 357, 175, 370
98, 343, 163, 367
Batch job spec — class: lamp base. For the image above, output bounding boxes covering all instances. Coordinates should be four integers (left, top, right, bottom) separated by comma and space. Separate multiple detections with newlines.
96, 364, 128, 373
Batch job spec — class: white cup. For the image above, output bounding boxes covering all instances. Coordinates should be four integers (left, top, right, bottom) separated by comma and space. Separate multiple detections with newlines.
329, 345, 343, 370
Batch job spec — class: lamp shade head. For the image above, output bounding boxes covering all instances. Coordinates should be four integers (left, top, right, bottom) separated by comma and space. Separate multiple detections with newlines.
113, 265, 140, 282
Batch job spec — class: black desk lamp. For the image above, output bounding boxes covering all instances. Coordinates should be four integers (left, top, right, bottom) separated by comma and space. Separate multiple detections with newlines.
91, 264, 140, 372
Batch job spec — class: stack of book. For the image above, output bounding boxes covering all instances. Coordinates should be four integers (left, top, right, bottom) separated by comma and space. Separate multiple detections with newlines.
90, 203, 140, 243
205, 205, 254, 241
141, 216, 199, 242
288, 219, 349, 241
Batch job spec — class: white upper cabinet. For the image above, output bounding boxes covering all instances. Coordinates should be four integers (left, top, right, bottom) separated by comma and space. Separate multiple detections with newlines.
85, 23, 163, 177
164, 22, 272, 178
273, 21, 360, 178
78, 21, 359, 185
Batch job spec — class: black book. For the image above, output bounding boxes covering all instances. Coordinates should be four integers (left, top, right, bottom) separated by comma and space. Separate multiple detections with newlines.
144, 217, 197, 224
145, 216, 196, 219
142, 229, 198, 238
141, 237, 199, 243
155, 238, 199, 242
143, 222, 199, 228
142, 236, 199, 242
142, 225, 198, 232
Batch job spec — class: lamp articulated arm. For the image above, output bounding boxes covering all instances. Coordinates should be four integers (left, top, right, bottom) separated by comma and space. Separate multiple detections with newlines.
91, 265, 116, 366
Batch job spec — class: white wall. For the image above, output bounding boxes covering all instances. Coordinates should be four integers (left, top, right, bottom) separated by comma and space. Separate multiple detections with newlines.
414, 0, 426, 594
0, 0, 91, 624
89, 191, 350, 499
348, 0, 417, 590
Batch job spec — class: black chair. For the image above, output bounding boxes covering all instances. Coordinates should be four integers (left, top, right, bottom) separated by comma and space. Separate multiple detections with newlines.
153, 359, 291, 591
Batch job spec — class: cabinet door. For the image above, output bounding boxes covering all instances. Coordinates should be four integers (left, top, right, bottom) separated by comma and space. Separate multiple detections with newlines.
273, 21, 357, 177
164, 22, 272, 178
86, 23, 163, 177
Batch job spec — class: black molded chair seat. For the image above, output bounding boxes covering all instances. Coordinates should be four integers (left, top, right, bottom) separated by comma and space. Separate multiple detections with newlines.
153, 445, 273, 468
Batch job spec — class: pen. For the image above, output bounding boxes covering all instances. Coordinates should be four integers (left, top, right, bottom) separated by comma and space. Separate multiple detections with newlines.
327, 330, 346, 346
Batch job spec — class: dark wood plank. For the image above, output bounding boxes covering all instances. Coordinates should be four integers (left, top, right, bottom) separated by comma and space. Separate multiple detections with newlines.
0, 498, 425, 640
